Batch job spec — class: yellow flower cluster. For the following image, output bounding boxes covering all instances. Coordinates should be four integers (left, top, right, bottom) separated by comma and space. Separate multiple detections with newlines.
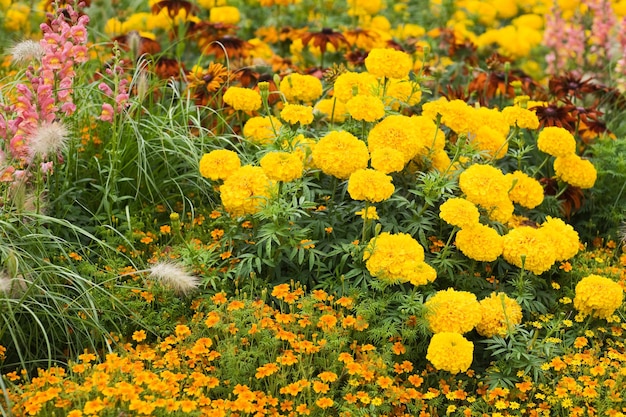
536, 126, 597, 189
426, 332, 474, 374
367, 115, 432, 165
363, 232, 436, 286
370, 148, 405, 174
459, 164, 513, 223
209, 6, 241, 24
502, 226, 556, 275
259, 151, 303, 182
243, 116, 282, 145
506, 170, 544, 209
574, 275, 623, 319
537, 126, 576, 157
553, 153, 597, 189
347, 169, 394, 203
279, 73, 323, 104
364, 48, 413, 79
476, 292, 523, 338
222, 87, 262, 112
501, 106, 540, 130
540, 216, 580, 261
219, 165, 273, 217
470, 126, 508, 159
439, 197, 480, 228
455, 223, 504, 262
424, 288, 482, 334
199, 149, 241, 181
311, 130, 369, 179
346, 95, 385, 122
332, 71, 377, 102
313, 98, 348, 123
280, 104, 314, 125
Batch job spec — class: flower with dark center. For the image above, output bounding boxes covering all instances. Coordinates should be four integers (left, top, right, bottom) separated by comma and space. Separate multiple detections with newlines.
151, 0, 198, 19
301, 28, 349, 55
530, 102, 577, 132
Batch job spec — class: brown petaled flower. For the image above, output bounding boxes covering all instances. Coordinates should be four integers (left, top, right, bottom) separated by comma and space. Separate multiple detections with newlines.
301, 28, 349, 55
540, 177, 585, 219
548, 72, 601, 100
151, 0, 198, 18
438, 28, 477, 65
344, 49, 368, 67
187, 62, 230, 105
187, 21, 238, 40
530, 102, 577, 132
200, 35, 252, 60
153, 57, 185, 79
576, 106, 612, 143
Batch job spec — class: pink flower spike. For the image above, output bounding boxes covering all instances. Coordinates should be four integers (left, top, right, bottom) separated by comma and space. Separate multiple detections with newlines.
99, 103, 115, 122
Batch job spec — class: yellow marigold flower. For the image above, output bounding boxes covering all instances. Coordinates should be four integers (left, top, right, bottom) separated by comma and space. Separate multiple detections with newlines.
537, 126, 576, 157
220, 165, 273, 217
429, 149, 452, 172
199, 149, 241, 181
458, 164, 510, 210
347, 0, 384, 15
425, 288, 482, 334
280, 103, 314, 125
365, 48, 413, 79
574, 275, 623, 319
408, 262, 437, 286
346, 94, 386, 122
501, 106, 540, 129
209, 6, 240, 24
470, 126, 508, 159
280, 73, 323, 103
422, 96, 449, 122
540, 216, 579, 261
5, 4, 30, 32
243, 116, 282, 145
363, 232, 427, 283
553, 154, 597, 189
471, 107, 510, 137
311, 131, 369, 179
356, 206, 379, 220
476, 292, 523, 338
368, 115, 429, 163
384, 78, 422, 109
222, 87, 262, 112
370, 147, 405, 173
438, 99, 474, 134
314, 98, 348, 123
502, 226, 556, 274
412, 114, 444, 151
439, 197, 480, 228
455, 223, 503, 262
506, 170, 544, 209
333, 71, 378, 102
260, 151, 303, 182
347, 169, 394, 202
426, 332, 474, 374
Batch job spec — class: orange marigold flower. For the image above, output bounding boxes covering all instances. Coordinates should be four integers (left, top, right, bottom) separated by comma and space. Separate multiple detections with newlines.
132, 330, 147, 342
316, 397, 334, 409
211, 292, 228, 304
317, 371, 338, 382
